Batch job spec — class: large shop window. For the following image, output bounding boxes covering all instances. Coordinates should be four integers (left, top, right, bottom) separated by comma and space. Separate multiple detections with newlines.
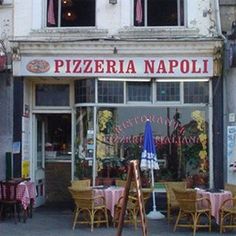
134, 0, 185, 27
75, 106, 210, 188
47, 0, 95, 27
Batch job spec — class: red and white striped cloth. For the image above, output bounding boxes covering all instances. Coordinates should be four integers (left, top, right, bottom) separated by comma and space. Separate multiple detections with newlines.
136, 0, 143, 24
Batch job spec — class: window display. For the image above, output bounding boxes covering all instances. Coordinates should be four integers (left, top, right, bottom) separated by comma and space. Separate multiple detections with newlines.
75, 106, 209, 188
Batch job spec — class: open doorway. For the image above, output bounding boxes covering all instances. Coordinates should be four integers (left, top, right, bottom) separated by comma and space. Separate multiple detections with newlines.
34, 114, 72, 207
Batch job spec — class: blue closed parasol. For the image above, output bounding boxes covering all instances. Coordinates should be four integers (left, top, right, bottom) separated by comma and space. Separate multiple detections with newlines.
141, 119, 165, 219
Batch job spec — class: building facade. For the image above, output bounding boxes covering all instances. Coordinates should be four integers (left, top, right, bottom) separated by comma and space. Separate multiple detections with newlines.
0, 0, 13, 180
219, 0, 236, 187
11, 0, 224, 206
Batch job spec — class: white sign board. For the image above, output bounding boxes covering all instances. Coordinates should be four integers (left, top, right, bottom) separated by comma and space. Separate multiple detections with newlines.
14, 56, 214, 78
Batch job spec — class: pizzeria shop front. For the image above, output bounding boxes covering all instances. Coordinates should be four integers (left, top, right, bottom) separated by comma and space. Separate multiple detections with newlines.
12, 40, 223, 206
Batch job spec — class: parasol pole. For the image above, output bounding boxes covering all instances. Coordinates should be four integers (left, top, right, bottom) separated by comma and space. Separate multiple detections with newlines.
146, 164, 165, 220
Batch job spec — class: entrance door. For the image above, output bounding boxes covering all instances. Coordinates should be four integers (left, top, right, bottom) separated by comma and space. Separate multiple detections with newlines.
33, 113, 72, 207
34, 115, 46, 207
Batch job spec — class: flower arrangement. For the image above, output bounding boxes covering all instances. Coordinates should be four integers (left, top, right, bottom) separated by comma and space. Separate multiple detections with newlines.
119, 165, 128, 180
96, 110, 115, 173
191, 110, 208, 173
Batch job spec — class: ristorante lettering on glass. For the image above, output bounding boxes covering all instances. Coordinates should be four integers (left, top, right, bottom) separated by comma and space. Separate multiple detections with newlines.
21, 56, 213, 77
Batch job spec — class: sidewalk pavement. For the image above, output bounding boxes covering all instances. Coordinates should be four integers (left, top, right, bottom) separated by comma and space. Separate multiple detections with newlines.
0, 207, 236, 236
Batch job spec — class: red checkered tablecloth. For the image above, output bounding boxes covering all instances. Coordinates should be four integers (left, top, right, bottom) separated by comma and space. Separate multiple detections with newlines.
0, 181, 36, 210
16, 181, 36, 210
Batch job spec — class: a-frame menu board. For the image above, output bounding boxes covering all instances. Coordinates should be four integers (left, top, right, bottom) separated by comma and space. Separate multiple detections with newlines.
116, 160, 148, 236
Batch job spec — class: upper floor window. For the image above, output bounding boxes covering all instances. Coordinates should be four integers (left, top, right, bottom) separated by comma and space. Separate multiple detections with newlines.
47, 0, 95, 27
134, 0, 185, 27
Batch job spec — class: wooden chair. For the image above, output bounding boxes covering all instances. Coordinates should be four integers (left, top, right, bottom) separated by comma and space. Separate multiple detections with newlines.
70, 179, 91, 190
173, 188, 211, 236
68, 187, 109, 231
0, 181, 21, 224
224, 183, 236, 197
219, 196, 236, 233
113, 190, 151, 229
164, 181, 187, 222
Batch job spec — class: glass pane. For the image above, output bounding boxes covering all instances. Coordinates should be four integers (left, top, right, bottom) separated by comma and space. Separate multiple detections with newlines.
75, 79, 95, 103
37, 119, 43, 169
95, 107, 209, 188
156, 82, 180, 101
134, 0, 184, 27
127, 82, 151, 102
47, 0, 95, 27
98, 81, 124, 103
184, 82, 209, 104
148, 0, 178, 26
74, 107, 94, 179
35, 84, 69, 106
45, 114, 71, 160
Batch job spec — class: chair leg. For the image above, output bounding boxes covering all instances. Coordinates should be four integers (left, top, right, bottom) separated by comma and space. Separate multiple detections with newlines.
173, 210, 181, 232
104, 208, 109, 228
192, 212, 198, 236
72, 208, 79, 230
13, 204, 17, 224
0, 204, 4, 220
167, 205, 170, 223
90, 211, 94, 232
208, 211, 211, 232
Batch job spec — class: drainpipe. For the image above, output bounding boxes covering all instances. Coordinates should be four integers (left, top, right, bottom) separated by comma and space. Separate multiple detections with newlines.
214, 0, 228, 187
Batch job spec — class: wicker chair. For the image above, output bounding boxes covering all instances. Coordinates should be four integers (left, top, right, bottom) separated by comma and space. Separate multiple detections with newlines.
113, 190, 151, 229
70, 179, 91, 190
164, 181, 187, 222
219, 196, 236, 233
115, 179, 136, 190
68, 187, 109, 231
173, 188, 211, 236
224, 183, 236, 197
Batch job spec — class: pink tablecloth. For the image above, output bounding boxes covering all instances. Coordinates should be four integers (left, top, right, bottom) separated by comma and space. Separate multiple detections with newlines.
197, 189, 232, 224
94, 186, 124, 217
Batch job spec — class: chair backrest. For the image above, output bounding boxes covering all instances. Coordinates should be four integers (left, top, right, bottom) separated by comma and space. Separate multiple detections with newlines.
0, 181, 18, 201
115, 179, 126, 187
164, 181, 187, 204
70, 179, 91, 190
172, 188, 197, 211
224, 183, 236, 197
115, 179, 136, 189
68, 187, 94, 208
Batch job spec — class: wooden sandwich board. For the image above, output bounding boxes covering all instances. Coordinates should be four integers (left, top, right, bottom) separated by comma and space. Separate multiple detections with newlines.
116, 160, 148, 236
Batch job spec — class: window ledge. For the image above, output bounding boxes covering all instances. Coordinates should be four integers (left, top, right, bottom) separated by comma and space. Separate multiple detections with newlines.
118, 27, 200, 39
30, 28, 109, 40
